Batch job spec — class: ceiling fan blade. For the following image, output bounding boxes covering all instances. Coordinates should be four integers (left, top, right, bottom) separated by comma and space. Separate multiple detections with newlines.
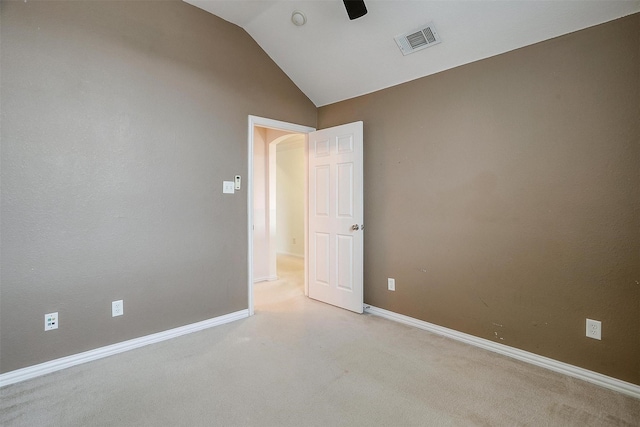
343, 0, 367, 20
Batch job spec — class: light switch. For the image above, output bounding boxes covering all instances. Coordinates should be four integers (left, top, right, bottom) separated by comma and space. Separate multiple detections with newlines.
223, 181, 235, 194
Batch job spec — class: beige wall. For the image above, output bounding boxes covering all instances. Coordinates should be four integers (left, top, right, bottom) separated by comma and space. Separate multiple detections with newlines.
319, 14, 639, 385
1, 0, 637, 387
0, 0, 316, 373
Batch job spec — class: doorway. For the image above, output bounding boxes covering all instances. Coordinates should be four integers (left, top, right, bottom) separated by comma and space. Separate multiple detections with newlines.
247, 116, 315, 316
274, 135, 305, 261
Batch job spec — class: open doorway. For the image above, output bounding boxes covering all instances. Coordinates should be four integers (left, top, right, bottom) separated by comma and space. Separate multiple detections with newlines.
247, 116, 315, 315
274, 135, 305, 258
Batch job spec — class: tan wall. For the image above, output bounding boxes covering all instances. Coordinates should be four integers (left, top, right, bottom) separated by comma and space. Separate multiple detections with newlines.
0, 0, 316, 373
318, 14, 639, 384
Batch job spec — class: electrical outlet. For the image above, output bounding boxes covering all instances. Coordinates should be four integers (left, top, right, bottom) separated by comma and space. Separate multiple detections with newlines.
586, 318, 601, 340
223, 181, 235, 194
112, 300, 124, 317
388, 278, 396, 291
45, 312, 58, 331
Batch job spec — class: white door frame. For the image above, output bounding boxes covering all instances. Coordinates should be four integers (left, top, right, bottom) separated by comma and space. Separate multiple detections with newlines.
247, 115, 316, 316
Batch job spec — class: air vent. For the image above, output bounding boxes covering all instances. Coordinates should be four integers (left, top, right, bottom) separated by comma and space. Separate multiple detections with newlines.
394, 23, 441, 56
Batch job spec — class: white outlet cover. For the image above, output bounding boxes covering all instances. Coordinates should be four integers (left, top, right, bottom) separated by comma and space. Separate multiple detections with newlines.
388, 278, 396, 291
45, 312, 58, 331
223, 181, 235, 194
586, 318, 601, 340
112, 300, 124, 317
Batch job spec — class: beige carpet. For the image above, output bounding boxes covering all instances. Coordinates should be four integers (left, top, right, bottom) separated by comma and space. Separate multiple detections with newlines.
1, 255, 638, 426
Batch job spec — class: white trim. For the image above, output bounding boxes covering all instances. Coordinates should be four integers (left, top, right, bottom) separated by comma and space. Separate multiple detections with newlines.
249, 116, 315, 134
364, 305, 640, 400
247, 116, 315, 317
253, 275, 279, 283
248, 117, 255, 316
303, 133, 309, 297
0, 309, 249, 388
268, 138, 277, 280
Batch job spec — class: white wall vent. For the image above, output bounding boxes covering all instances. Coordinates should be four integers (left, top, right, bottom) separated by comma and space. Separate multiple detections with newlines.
394, 23, 441, 56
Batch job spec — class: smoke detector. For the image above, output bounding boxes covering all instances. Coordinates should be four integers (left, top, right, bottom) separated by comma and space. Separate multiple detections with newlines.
291, 11, 307, 26
394, 23, 441, 56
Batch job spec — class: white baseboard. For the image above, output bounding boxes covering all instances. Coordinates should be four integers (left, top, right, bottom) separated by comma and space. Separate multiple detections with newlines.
254, 275, 278, 283
364, 305, 640, 400
0, 309, 249, 388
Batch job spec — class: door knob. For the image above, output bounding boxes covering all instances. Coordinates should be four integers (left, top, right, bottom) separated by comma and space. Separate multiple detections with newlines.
351, 224, 360, 231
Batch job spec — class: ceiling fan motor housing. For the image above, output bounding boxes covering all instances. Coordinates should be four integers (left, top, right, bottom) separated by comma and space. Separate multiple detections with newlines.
343, 0, 367, 20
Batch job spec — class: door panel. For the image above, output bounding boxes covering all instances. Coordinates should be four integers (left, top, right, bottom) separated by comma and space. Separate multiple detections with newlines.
315, 166, 330, 217
337, 163, 354, 217
308, 121, 363, 313
315, 232, 330, 285
336, 234, 354, 291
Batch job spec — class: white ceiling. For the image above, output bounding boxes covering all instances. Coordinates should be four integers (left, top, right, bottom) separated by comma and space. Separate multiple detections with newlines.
184, 0, 639, 107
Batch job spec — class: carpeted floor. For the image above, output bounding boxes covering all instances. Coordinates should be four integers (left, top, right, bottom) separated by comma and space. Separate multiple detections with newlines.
1, 255, 639, 426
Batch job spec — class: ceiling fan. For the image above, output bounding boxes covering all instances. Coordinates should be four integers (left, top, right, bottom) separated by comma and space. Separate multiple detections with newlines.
343, 0, 367, 20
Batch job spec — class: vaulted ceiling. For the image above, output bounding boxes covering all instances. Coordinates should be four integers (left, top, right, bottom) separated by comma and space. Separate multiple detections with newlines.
184, 1, 640, 107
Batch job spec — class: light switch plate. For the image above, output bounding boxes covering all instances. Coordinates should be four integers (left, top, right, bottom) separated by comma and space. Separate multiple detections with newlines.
223, 181, 235, 194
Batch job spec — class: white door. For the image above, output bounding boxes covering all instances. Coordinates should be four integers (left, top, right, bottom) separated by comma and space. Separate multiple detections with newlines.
308, 121, 363, 313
